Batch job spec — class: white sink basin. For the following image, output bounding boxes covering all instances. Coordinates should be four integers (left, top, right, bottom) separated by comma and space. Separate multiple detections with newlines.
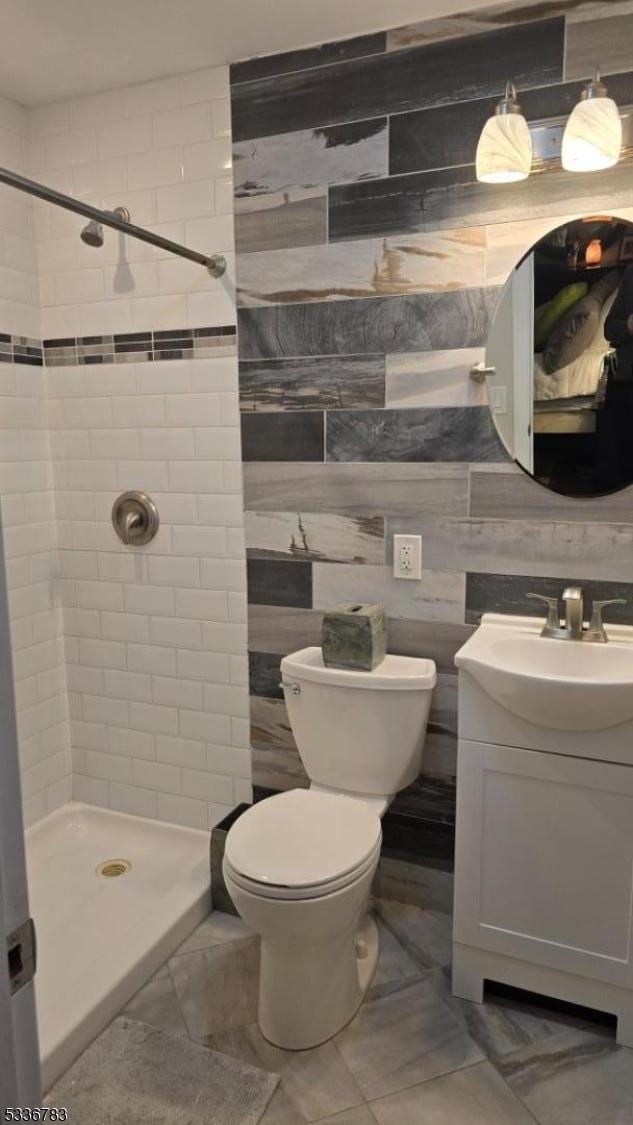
455, 613, 633, 731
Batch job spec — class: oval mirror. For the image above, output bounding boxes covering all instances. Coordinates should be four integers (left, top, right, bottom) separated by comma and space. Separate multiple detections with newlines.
486, 214, 633, 497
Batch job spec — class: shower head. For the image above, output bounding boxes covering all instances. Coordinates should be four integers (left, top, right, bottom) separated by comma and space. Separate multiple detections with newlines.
80, 206, 130, 248
80, 219, 104, 247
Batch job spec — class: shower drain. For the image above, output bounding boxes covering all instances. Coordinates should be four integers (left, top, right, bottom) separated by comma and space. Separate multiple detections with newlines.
96, 858, 132, 879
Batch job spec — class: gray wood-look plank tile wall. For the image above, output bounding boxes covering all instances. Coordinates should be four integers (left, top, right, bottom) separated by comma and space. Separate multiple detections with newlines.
231, 0, 633, 864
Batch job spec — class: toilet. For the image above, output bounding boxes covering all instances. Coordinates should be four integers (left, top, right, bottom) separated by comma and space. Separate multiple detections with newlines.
223, 645, 436, 1049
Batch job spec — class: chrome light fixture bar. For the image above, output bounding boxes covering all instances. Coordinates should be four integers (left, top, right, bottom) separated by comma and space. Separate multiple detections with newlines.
0, 165, 227, 277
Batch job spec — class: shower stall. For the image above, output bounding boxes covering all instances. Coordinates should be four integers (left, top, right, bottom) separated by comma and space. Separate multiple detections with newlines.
0, 87, 245, 1099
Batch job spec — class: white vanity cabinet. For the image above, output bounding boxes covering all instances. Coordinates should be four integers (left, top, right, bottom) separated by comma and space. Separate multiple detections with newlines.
453, 670, 633, 1046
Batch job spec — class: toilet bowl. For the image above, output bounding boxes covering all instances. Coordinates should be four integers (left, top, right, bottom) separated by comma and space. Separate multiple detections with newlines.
224, 788, 382, 1048
223, 646, 436, 1049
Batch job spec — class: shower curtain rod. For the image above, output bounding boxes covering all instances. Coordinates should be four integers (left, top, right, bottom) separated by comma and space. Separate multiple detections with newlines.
0, 165, 227, 277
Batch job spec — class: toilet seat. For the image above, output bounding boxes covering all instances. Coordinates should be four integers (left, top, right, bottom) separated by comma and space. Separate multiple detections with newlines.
224, 842, 381, 901
224, 789, 382, 901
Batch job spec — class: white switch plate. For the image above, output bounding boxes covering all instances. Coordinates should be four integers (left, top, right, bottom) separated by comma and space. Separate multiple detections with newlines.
393, 534, 422, 580
489, 386, 507, 414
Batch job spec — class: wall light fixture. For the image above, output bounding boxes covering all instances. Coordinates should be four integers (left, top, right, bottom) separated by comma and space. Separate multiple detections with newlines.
475, 82, 533, 183
562, 69, 622, 173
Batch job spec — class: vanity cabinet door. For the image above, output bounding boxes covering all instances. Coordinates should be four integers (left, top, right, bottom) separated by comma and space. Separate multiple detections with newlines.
454, 740, 633, 987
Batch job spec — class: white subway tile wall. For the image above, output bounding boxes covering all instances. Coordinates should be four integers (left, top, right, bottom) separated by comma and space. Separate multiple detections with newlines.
0, 95, 71, 827
0, 68, 249, 830
30, 67, 234, 339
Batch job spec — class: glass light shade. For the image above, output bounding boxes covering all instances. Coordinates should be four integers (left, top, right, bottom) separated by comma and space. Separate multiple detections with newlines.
476, 112, 532, 183
561, 96, 622, 172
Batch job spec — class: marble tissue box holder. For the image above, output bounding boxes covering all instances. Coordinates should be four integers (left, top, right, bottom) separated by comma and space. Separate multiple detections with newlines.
322, 603, 388, 671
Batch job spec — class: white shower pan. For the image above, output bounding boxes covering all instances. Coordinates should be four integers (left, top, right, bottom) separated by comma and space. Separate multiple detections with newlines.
26, 801, 210, 1090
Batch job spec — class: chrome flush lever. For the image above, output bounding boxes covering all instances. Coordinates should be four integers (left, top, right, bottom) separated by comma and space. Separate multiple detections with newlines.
279, 681, 301, 696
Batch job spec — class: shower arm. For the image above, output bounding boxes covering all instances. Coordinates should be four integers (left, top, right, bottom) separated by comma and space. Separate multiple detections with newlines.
0, 165, 227, 278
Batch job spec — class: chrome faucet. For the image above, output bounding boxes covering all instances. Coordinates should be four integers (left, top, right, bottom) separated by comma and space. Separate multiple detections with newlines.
527, 587, 625, 643
562, 586, 584, 638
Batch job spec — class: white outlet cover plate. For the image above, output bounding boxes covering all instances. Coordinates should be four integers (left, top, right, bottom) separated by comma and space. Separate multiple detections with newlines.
393, 534, 422, 580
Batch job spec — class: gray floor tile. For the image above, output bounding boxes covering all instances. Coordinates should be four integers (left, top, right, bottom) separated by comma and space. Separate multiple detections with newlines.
428, 965, 596, 1062
335, 977, 484, 1100
496, 1026, 633, 1125
372, 857, 454, 912
373, 900, 453, 970
369, 1061, 535, 1124
372, 915, 423, 988
259, 1087, 312, 1125
209, 1022, 365, 1123
169, 936, 260, 1042
174, 911, 254, 956
314, 1108, 378, 1125
123, 964, 189, 1039
59, 894, 627, 1124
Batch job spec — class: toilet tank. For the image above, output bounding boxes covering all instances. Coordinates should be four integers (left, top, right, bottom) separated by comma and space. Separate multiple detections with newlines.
280, 647, 436, 797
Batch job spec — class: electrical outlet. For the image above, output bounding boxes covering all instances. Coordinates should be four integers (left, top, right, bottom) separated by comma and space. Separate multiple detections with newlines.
393, 534, 422, 580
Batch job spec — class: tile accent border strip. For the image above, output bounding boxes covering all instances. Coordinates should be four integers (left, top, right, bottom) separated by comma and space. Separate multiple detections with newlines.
43, 324, 237, 367
0, 325, 237, 367
0, 332, 44, 367
0, 324, 238, 366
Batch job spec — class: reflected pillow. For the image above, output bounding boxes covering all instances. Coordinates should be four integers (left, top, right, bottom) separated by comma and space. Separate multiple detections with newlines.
534, 282, 587, 350
543, 270, 621, 375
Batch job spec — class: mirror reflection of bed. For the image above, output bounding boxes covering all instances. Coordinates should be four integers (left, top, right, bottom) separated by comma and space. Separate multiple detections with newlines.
487, 215, 633, 498
533, 217, 631, 496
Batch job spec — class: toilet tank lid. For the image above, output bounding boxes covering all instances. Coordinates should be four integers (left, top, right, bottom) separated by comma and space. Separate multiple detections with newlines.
281, 647, 436, 691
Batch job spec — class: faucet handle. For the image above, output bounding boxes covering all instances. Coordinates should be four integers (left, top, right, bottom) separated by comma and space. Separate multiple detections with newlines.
526, 592, 560, 630
587, 598, 626, 638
